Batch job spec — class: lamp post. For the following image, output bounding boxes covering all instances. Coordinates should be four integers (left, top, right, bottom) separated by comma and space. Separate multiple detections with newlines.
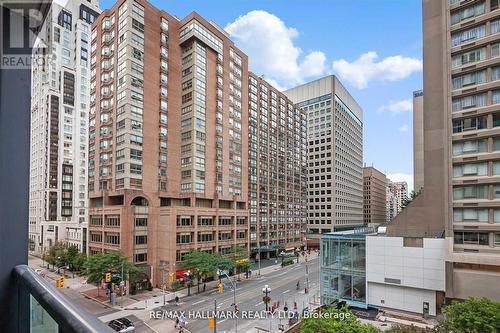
219, 270, 238, 333
279, 251, 286, 267
262, 284, 271, 312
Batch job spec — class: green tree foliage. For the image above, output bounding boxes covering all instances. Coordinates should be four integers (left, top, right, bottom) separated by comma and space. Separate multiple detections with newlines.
437, 297, 500, 333
300, 306, 380, 333
83, 251, 140, 285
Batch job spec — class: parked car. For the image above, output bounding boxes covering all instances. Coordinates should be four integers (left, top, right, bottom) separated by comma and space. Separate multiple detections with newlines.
108, 317, 135, 333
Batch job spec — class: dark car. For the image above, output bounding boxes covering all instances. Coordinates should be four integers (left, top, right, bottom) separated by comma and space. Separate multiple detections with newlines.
108, 317, 135, 333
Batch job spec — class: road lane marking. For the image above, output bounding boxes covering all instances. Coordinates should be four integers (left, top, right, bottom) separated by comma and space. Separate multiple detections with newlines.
282, 290, 290, 294
219, 318, 228, 323
193, 299, 206, 305
254, 301, 263, 307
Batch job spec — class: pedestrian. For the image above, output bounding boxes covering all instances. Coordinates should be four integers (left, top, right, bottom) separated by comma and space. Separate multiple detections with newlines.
203, 282, 206, 292
175, 318, 179, 328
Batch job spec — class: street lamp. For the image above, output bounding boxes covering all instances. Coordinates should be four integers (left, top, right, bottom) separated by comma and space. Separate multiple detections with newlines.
184, 270, 192, 296
262, 284, 271, 312
279, 251, 286, 267
218, 269, 238, 333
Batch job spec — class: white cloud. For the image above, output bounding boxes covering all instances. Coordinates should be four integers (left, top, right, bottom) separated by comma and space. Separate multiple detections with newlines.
398, 124, 409, 132
387, 173, 414, 192
378, 98, 413, 114
332, 52, 422, 89
225, 10, 326, 87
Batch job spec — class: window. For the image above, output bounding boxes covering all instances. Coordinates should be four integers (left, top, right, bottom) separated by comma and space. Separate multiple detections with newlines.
451, 25, 485, 47
453, 186, 487, 200
492, 42, 500, 58
494, 113, 500, 127
492, 19, 500, 34
452, 93, 486, 111
135, 253, 147, 262
135, 218, 147, 227
454, 231, 489, 245
452, 139, 487, 156
130, 164, 142, 174
492, 66, 500, 81
451, 3, 485, 25
493, 91, 500, 104
452, 116, 487, 133
453, 162, 488, 177
135, 235, 147, 244
452, 70, 486, 89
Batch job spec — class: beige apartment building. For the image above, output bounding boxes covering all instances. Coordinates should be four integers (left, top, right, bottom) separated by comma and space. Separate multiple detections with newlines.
284, 76, 363, 247
413, 89, 424, 193
87, 0, 307, 285
363, 166, 387, 226
390, 0, 500, 301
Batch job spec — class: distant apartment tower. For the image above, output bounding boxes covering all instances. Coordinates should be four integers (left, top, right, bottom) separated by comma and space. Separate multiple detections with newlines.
88, 0, 251, 286
386, 180, 408, 221
284, 76, 363, 242
29, 0, 100, 253
413, 89, 424, 192
247, 73, 308, 256
391, 0, 500, 301
363, 167, 387, 226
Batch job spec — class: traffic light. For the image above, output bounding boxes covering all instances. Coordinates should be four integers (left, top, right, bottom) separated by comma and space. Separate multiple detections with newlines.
59, 275, 65, 288
168, 272, 174, 283
105, 272, 111, 282
55, 279, 61, 288
217, 282, 224, 293
208, 317, 215, 329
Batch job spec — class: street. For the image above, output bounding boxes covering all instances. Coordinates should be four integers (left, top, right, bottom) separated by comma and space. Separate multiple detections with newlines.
150, 257, 320, 333
28, 254, 320, 333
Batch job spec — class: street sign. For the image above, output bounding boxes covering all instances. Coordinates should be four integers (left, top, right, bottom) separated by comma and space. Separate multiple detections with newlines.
119, 281, 125, 287
105, 272, 111, 282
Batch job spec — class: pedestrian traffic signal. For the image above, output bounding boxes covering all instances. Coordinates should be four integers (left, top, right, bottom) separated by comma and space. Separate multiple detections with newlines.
105, 272, 111, 282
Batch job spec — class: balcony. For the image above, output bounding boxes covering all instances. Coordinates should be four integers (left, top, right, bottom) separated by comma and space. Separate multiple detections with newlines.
9, 265, 113, 333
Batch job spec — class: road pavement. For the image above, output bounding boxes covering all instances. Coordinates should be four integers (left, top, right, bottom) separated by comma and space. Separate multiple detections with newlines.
146, 257, 320, 333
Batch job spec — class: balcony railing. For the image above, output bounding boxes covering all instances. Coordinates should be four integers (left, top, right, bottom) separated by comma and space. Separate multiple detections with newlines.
13, 265, 113, 333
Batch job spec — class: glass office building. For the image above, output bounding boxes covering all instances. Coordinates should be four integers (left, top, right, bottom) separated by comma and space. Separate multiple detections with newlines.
320, 228, 376, 308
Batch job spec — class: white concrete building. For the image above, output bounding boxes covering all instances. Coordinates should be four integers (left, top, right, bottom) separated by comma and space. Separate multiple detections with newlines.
285, 76, 363, 241
29, 0, 100, 254
366, 236, 446, 316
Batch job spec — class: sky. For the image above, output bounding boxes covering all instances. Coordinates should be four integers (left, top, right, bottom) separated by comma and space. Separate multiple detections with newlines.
100, 0, 423, 190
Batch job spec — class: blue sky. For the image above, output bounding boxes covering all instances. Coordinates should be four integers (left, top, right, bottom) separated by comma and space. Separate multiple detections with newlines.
100, 0, 423, 189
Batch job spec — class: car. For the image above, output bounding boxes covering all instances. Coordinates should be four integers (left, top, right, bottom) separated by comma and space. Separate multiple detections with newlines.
107, 317, 135, 333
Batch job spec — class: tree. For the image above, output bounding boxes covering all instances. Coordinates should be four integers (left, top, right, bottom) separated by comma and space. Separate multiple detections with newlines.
83, 251, 141, 288
437, 297, 500, 333
183, 250, 222, 293
300, 306, 380, 333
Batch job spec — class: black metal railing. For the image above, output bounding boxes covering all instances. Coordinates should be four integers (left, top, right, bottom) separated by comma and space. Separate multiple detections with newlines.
13, 265, 114, 333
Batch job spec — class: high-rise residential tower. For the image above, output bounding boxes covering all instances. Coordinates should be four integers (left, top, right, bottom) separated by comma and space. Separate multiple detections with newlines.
391, 0, 500, 301
413, 89, 424, 193
88, 0, 307, 286
29, 0, 100, 253
247, 73, 308, 257
363, 166, 387, 226
284, 76, 363, 245
386, 180, 408, 221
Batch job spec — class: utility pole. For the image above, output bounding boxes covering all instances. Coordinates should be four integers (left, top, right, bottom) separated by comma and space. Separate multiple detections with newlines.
258, 247, 261, 276
213, 299, 217, 333
121, 262, 124, 306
